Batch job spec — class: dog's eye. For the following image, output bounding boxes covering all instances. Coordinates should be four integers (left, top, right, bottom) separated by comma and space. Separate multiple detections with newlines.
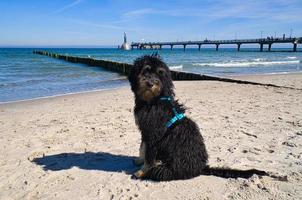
157, 68, 166, 75
142, 65, 152, 73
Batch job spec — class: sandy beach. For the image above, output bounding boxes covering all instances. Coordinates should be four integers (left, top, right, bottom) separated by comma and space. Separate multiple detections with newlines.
0, 73, 302, 200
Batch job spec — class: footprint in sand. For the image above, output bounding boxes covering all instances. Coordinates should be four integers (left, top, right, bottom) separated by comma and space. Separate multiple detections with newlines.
282, 141, 297, 147
295, 131, 302, 136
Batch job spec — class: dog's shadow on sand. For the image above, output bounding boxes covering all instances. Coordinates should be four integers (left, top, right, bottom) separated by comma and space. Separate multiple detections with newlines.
32, 152, 139, 174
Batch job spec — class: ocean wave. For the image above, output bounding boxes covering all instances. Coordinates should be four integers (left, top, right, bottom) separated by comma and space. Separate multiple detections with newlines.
0, 82, 18, 88
253, 58, 266, 62
96, 77, 127, 83
192, 60, 300, 67
286, 56, 297, 60
169, 65, 183, 70
0, 79, 48, 88
61, 73, 83, 78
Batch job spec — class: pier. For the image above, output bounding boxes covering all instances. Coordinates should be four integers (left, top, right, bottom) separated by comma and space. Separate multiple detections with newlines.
131, 37, 302, 52
33, 50, 300, 90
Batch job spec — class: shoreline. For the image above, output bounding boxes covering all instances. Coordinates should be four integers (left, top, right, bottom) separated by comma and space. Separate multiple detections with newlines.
1, 72, 302, 105
226, 70, 302, 77
228, 71, 302, 89
0, 86, 128, 105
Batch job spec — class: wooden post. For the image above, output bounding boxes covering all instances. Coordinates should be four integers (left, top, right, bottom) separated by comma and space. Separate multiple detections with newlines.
293, 43, 297, 52
268, 43, 272, 51
237, 43, 241, 51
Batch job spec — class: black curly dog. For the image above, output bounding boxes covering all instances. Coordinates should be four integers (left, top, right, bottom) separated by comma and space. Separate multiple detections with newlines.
128, 54, 269, 181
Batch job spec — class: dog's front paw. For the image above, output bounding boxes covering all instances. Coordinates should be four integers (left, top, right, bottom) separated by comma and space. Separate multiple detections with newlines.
133, 170, 145, 179
133, 158, 144, 166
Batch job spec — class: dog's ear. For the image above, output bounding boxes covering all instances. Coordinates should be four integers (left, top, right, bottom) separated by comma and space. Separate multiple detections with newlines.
128, 65, 137, 86
128, 57, 142, 90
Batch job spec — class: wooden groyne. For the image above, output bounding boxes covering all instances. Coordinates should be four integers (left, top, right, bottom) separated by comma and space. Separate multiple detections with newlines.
33, 50, 300, 90
33, 50, 133, 76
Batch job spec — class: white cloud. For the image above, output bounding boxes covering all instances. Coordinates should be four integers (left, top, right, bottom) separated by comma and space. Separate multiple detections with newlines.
121, 1, 302, 23
53, 0, 84, 14
123, 8, 155, 18
70, 19, 124, 30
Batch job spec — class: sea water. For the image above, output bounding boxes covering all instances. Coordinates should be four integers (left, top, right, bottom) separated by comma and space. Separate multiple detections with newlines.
0, 48, 301, 102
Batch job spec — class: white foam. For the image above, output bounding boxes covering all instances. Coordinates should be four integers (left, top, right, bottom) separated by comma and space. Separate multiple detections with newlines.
287, 56, 297, 60
253, 58, 266, 62
169, 65, 183, 70
193, 60, 300, 67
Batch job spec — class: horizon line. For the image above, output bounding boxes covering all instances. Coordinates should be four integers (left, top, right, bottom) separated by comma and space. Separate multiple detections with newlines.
0, 46, 299, 49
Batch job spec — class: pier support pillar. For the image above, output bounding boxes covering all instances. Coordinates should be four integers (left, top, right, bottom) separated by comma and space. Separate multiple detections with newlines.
268, 43, 272, 51
159, 45, 162, 50
198, 44, 201, 51
170, 45, 173, 50
237, 44, 241, 51
293, 43, 297, 52
260, 43, 263, 52
183, 44, 186, 51
215, 44, 219, 51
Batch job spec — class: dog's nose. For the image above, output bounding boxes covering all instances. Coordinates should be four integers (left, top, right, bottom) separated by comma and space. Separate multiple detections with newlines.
146, 81, 154, 87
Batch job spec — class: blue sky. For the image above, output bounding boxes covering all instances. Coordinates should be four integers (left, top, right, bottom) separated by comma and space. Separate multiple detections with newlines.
0, 0, 301, 47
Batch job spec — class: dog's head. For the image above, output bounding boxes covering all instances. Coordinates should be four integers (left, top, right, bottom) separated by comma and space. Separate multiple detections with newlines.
129, 54, 174, 103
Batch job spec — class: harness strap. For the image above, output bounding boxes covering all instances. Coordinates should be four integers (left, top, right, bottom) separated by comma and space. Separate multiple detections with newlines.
160, 96, 185, 128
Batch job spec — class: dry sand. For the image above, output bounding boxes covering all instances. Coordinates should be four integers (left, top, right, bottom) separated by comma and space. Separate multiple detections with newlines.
0, 73, 302, 200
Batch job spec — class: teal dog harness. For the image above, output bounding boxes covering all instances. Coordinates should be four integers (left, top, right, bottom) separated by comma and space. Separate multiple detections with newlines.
160, 96, 185, 128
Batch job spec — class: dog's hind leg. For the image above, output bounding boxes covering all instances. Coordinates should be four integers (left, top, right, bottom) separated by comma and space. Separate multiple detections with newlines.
143, 165, 174, 181
134, 142, 145, 166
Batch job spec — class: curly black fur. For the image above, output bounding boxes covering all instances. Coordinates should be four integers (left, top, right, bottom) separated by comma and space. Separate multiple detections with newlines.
129, 54, 268, 181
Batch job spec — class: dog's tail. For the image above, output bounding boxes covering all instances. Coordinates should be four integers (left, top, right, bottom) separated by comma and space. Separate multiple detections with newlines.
202, 165, 269, 179
141, 165, 287, 181
143, 165, 174, 181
